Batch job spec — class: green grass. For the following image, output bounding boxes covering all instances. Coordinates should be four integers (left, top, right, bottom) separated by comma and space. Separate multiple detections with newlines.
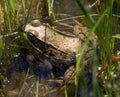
75, 7, 109, 97
0, 0, 120, 97
75, 0, 120, 97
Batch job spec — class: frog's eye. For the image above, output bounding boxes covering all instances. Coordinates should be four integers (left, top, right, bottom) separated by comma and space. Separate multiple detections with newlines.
30, 20, 41, 27
27, 30, 39, 38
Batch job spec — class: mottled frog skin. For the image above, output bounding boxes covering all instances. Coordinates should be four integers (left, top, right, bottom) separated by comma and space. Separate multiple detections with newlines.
25, 20, 97, 60
25, 20, 81, 58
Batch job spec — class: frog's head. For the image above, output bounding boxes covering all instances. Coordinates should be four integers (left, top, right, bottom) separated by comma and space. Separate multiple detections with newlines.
25, 20, 46, 40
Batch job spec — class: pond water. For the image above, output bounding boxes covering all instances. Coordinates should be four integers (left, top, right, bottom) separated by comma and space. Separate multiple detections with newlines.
0, 0, 120, 97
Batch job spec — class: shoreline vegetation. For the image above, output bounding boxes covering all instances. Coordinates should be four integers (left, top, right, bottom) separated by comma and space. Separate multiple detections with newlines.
0, 0, 120, 97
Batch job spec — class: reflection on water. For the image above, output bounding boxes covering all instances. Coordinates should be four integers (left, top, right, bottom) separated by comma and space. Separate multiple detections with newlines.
3, 48, 67, 97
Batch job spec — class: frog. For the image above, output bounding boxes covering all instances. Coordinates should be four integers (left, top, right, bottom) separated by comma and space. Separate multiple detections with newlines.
25, 19, 97, 61
24, 19, 98, 84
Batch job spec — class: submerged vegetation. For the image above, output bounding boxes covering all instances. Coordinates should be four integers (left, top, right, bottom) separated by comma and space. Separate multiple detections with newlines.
0, 0, 120, 97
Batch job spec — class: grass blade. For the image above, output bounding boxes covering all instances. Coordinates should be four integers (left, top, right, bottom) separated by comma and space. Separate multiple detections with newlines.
74, 7, 109, 97
76, 0, 95, 27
